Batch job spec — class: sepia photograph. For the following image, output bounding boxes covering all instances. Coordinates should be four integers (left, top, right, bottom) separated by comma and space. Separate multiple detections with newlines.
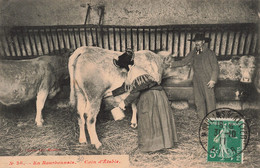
0, 0, 259, 167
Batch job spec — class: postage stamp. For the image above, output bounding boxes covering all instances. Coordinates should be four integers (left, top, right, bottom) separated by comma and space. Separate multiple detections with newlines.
199, 108, 250, 163
207, 118, 244, 163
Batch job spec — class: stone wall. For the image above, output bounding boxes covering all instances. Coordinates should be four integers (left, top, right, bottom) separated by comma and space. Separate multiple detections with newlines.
0, 0, 258, 26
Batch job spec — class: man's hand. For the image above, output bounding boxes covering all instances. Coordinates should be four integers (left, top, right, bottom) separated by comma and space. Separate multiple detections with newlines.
207, 80, 216, 89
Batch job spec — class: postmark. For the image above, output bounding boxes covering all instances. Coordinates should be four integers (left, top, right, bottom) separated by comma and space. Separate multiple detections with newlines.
199, 108, 250, 163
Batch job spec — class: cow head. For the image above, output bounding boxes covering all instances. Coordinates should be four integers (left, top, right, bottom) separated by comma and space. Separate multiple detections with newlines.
157, 51, 175, 69
156, 51, 193, 83
53, 48, 75, 81
239, 56, 256, 83
157, 51, 177, 77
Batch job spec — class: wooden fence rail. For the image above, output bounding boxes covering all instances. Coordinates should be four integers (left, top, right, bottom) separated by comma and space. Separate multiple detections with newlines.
0, 23, 258, 60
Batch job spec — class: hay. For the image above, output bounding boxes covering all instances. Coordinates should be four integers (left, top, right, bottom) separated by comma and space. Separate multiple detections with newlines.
0, 98, 259, 168
217, 101, 242, 110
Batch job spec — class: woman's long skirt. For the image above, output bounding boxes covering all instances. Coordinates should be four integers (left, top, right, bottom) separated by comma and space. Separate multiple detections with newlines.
137, 89, 178, 152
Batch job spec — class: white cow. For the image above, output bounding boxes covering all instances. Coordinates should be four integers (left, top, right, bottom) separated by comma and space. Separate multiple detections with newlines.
0, 50, 72, 126
68, 46, 171, 149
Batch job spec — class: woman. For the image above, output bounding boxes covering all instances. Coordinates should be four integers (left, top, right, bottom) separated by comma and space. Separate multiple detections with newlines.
110, 49, 178, 153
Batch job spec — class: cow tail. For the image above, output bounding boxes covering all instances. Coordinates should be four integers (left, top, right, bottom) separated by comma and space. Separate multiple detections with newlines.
68, 48, 83, 107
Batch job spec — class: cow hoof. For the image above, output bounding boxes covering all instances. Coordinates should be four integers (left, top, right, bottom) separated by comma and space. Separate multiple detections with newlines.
35, 120, 44, 127
94, 142, 102, 149
37, 123, 43, 127
131, 123, 137, 129
79, 138, 87, 144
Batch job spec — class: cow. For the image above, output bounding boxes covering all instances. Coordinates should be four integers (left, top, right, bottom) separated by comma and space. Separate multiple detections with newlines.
68, 46, 172, 149
0, 49, 73, 126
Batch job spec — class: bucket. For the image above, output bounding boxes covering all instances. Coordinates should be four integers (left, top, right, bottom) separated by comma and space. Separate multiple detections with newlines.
111, 107, 125, 121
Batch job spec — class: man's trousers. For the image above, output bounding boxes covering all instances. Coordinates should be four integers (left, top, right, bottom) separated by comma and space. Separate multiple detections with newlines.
193, 76, 216, 120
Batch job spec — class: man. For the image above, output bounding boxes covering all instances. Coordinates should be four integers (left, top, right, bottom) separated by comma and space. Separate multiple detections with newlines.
171, 33, 219, 120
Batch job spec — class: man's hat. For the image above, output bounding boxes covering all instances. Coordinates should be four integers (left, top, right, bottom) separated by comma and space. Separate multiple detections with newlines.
189, 33, 211, 42
113, 48, 134, 71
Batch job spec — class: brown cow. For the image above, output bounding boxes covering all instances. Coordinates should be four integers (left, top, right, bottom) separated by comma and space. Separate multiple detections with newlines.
0, 50, 72, 126
68, 46, 171, 149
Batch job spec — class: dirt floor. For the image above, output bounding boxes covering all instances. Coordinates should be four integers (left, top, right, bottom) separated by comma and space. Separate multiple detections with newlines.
0, 97, 259, 168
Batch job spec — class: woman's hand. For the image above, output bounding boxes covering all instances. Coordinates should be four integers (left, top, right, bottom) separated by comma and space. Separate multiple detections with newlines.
118, 101, 126, 110
104, 91, 113, 98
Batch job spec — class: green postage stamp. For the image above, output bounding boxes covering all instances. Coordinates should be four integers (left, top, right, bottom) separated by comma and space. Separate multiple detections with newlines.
207, 118, 244, 163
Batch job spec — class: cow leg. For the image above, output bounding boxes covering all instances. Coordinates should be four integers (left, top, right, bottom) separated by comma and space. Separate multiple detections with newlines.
35, 90, 48, 126
131, 103, 138, 128
77, 93, 88, 144
86, 100, 102, 149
